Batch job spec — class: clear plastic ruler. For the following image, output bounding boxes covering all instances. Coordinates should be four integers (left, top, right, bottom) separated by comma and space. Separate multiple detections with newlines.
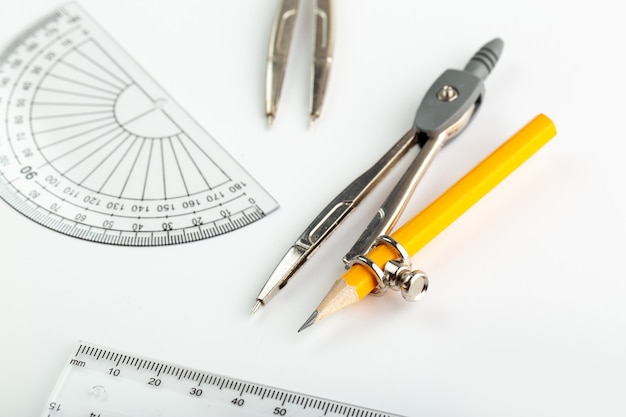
0, 3, 278, 246
41, 341, 404, 417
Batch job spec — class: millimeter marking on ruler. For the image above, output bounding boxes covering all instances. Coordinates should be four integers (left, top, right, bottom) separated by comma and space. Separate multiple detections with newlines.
42, 341, 404, 417
0, 3, 278, 246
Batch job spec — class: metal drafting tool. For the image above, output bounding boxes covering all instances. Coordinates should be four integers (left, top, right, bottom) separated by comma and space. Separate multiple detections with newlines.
253, 38, 504, 313
265, 0, 335, 126
41, 341, 405, 417
298, 114, 557, 331
0, 3, 278, 246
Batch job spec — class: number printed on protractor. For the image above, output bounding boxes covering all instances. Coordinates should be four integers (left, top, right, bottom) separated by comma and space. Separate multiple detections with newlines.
0, 3, 278, 246
42, 341, 405, 417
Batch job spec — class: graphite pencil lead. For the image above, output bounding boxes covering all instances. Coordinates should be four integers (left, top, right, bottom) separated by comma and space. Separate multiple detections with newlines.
267, 114, 274, 128
298, 310, 319, 332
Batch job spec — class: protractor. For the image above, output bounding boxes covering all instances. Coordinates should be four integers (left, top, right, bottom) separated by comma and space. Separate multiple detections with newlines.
0, 3, 278, 246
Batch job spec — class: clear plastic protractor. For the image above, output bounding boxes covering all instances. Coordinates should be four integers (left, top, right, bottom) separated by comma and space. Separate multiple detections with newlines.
0, 3, 278, 246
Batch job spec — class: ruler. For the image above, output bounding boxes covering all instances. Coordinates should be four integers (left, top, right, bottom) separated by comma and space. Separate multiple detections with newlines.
42, 341, 404, 417
0, 3, 278, 246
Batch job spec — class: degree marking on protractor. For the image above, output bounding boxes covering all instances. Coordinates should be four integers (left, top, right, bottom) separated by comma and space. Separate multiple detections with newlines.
0, 3, 278, 246
4, 17, 83, 166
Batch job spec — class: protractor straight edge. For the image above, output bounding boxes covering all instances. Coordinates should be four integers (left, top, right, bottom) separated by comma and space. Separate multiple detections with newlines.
42, 341, 405, 417
0, 2, 278, 246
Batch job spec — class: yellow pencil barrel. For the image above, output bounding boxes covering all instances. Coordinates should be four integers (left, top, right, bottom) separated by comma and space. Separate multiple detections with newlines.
345, 114, 557, 299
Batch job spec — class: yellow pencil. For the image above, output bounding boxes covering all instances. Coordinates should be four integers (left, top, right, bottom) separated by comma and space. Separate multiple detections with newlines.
299, 114, 557, 331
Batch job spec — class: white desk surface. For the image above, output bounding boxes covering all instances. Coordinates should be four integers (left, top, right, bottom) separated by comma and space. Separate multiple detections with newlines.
1, 1, 624, 416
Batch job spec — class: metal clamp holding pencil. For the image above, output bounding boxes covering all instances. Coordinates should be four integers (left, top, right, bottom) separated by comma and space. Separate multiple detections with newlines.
253, 38, 504, 314
265, 0, 335, 126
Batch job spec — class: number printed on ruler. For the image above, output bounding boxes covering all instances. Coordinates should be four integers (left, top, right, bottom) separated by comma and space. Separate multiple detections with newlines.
42, 341, 405, 417
0, 3, 278, 246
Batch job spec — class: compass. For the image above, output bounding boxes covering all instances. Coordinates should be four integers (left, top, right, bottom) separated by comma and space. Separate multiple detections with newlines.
0, 3, 278, 246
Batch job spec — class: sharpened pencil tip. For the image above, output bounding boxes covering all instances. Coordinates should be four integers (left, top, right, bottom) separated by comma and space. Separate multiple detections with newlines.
309, 113, 319, 128
298, 310, 318, 332
251, 300, 263, 315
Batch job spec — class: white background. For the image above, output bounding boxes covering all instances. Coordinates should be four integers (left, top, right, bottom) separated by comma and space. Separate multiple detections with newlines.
1, 1, 624, 416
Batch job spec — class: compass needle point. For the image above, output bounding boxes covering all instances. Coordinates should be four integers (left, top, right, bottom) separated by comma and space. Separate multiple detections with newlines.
251, 300, 263, 315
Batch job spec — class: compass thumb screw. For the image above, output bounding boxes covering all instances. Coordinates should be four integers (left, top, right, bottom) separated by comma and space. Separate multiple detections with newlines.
383, 258, 429, 302
398, 270, 428, 302
397, 270, 428, 301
